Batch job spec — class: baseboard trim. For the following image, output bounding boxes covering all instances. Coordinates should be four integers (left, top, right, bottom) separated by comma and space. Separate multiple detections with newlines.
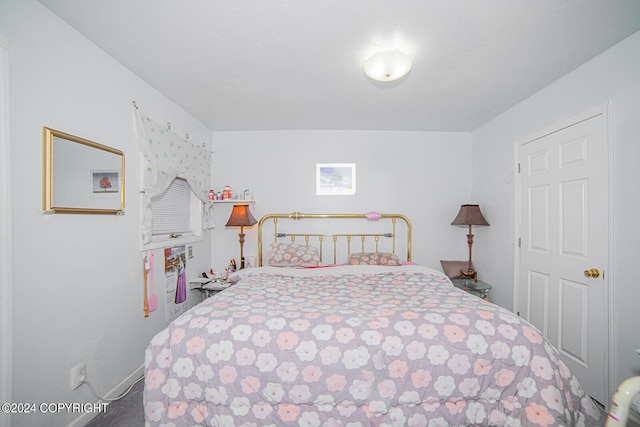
65, 364, 144, 427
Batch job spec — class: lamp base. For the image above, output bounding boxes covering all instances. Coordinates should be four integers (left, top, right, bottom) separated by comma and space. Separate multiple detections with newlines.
460, 269, 478, 282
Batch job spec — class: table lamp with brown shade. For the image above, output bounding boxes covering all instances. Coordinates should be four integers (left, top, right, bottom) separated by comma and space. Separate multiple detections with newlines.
451, 204, 490, 282
226, 204, 257, 269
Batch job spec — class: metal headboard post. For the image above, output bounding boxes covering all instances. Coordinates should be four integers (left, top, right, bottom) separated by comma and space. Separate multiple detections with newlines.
257, 212, 412, 266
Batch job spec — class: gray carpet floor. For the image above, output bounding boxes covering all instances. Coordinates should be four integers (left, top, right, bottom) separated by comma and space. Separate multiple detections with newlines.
85, 378, 144, 426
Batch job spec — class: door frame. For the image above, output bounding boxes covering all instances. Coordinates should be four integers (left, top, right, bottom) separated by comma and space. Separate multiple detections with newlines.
0, 34, 12, 427
513, 102, 614, 407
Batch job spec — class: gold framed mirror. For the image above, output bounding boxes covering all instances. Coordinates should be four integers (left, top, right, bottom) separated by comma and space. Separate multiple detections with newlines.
43, 127, 125, 214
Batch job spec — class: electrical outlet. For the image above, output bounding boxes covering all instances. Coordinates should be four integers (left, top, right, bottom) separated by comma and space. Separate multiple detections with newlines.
70, 363, 87, 389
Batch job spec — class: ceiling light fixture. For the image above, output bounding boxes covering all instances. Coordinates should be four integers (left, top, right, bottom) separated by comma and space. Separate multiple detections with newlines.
363, 48, 413, 82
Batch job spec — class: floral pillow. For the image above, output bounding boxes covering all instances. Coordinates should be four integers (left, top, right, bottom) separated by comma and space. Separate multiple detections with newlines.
267, 242, 321, 267
348, 252, 401, 266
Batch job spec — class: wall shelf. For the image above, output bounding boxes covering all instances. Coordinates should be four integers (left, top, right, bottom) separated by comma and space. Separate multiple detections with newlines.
213, 200, 254, 204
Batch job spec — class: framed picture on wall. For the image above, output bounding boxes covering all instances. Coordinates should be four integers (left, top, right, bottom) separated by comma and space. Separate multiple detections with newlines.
316, 163, 356, 195
91, 170, 120, 194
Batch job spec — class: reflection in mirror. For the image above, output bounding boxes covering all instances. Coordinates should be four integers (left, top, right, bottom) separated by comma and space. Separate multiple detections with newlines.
43, 127, 125, 214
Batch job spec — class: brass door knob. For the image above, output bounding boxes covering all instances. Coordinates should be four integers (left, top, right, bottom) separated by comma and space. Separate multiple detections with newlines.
584, 268, 601, 278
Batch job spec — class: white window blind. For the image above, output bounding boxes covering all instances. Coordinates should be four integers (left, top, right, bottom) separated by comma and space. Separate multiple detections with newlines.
151, 178, 191, 236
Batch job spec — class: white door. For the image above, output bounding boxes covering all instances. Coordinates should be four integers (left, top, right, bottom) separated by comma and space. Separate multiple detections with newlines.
517, 113, 609, 407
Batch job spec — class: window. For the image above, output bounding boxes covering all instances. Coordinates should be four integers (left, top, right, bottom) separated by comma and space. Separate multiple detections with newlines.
134, 109, 213, 245
152, 178, 191, 236
146, 178, 202, 249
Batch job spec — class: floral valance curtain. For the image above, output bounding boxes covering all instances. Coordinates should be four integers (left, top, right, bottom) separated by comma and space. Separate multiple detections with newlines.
134, 108, 214, 244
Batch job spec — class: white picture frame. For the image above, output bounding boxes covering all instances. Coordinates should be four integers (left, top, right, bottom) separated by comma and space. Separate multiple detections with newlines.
316, 163, 356, 195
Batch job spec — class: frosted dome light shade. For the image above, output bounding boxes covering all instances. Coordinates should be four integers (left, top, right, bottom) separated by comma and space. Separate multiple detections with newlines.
363, 49, 413, 82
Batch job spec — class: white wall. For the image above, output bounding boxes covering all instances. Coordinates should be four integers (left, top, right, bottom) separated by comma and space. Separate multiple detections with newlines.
1, 3, 475, 425
471, 31, 640, 388
0, 32, 13, 427
0, 1, 212, 426
211, 130, 473, 274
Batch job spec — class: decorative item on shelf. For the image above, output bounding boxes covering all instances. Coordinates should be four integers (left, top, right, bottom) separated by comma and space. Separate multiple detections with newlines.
451, 204, 490, 282
223, 185, 232, 200
226, 204, 258, 269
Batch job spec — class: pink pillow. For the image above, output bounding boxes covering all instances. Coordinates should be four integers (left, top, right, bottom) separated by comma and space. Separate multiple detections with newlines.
348, 252, 401, 266
267, 242, 321, 267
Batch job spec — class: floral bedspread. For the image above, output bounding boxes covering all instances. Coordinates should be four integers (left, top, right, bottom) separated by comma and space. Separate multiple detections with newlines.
144, 265, 601, 426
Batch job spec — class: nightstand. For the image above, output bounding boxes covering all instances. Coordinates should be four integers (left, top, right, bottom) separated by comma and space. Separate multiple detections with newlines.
190, 278, 233, 298
451, 279, 492, 301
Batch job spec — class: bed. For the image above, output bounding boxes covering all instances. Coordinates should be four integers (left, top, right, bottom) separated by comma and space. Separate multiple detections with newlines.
143, 212, 602, 426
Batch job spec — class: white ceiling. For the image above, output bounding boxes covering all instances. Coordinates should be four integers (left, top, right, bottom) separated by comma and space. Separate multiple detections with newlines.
38, 0, 640, 132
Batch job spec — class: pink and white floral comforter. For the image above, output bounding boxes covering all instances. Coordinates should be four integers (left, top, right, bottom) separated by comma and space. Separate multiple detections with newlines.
144, 265, 601, 426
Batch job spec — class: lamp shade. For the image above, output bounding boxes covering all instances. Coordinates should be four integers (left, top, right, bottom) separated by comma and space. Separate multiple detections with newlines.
451, 204, 490, 226
225, 204, 257, 227
363, 48, 413, 82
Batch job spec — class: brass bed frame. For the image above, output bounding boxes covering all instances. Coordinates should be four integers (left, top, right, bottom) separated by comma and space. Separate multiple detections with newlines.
257, 212, 412, 266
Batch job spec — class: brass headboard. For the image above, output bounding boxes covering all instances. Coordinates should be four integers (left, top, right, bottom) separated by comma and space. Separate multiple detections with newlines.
258, 212, 412, 266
